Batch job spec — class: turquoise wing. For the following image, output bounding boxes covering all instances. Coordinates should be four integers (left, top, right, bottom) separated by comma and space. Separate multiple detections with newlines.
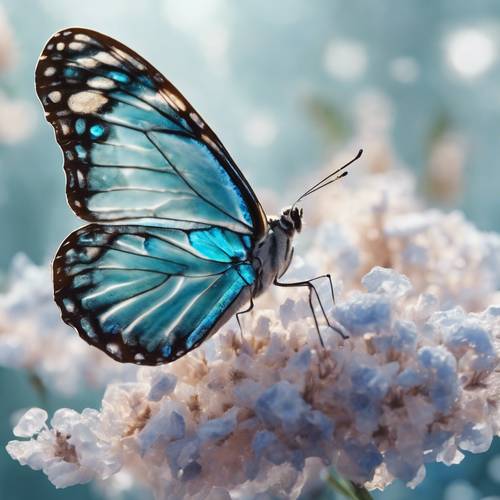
35, 28, 266, 364
35, 27, 267, 237
54, 224, 255, 365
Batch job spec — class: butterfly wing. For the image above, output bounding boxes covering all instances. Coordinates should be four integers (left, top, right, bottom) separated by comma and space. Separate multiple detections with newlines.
36, 28, 266, 364
54, 224, 254, 364
35, 27, 267, 237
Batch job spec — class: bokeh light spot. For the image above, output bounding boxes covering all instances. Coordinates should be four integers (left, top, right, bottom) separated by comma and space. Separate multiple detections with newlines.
445, 28, 496, 78
389, 57, 420, 83
242, 112, 278, 148
324, 39, 367, 81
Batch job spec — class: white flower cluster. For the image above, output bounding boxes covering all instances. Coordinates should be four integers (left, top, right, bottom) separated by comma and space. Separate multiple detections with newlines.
5, 164, 500, 497
0, 254, 134, 394
307, 167, 500, 311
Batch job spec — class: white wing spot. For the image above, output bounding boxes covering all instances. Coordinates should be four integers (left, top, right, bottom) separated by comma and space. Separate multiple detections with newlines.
47, 44, 54, 50
87, 76, 116, 89
62, 298, 75, 313
201, 133, 222, 155
78, 57, 98, 68
114, 48, 145, 70
83, 247, 99, 260
63, 31, 72, 36
134, 353, 145, 362
80, 319, 95, 337
75, 33, 91, 42
95, 51, 119, 66
190, 112, 204, 128
48, 90, 62, 103
60, 121, 70, 135
68, 91, 108, 113
44, 66, 56, 77
165, 90, 186, 111
56, 42, 65, 51
69, 42, 85, 51
76, 170, 85, 187
106, 343, 122, 358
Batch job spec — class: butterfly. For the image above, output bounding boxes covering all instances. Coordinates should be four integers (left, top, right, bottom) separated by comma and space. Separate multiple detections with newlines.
35, 28, 361, 365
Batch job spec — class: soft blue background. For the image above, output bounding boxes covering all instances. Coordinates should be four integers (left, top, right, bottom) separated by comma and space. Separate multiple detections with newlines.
1, 1, 499, 499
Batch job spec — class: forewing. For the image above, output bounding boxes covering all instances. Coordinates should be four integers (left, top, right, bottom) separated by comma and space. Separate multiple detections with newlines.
54, 224, 255, 364
35, 27, 267, 238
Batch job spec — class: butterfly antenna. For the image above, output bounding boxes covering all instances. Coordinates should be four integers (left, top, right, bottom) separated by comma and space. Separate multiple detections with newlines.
292, 149, 363, 207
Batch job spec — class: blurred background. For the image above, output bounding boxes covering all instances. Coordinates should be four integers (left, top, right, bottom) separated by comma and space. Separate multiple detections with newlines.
0, 1, 499, 499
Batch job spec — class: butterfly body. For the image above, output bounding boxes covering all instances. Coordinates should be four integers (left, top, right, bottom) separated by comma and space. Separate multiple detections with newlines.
251, 208, 302, 297
36, 27, 310, 365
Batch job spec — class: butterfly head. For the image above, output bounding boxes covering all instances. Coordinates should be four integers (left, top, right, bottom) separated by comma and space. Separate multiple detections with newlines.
279, 206, 303, 234
277, 150, 363, 237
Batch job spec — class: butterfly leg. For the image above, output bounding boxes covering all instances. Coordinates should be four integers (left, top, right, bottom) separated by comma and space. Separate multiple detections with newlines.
306, 273, 336, 305
236, 297, 254, 342
291, 274, 342, 328
273, 277, 348, 344
304, 273, 346, 338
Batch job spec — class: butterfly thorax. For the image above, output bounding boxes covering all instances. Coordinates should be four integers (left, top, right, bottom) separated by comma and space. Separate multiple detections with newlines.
250, 207, 303, 297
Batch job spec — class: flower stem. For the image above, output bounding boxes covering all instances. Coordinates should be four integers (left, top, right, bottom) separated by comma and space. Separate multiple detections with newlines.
326, 470, 374, 500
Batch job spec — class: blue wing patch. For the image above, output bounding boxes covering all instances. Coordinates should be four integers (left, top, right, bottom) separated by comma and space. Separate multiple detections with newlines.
35, 28, 267, 364
54, 224, 254, 365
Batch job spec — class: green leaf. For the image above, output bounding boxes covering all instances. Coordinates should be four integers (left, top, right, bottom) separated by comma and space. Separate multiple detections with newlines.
28, 371, 48, 405
325, 469, 374, 500
303, 94, 351, 143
